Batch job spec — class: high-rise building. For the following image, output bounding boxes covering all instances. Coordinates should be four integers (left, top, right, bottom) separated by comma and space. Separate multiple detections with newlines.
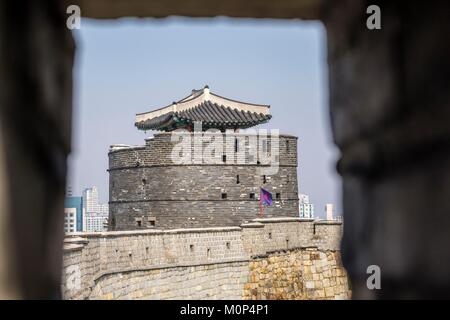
299, 194, 314, 219
64, 196, 83, 233
325, 203, 334, 221
83, 186, 100, 212
83, 186, 108, 232
84, 211, 108, 232
66, 185, 73, 197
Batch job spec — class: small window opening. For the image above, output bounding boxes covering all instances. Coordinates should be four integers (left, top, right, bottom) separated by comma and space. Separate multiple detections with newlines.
249, 193, 255, 199
147, 217, 156, 227
222, 193, 227, 199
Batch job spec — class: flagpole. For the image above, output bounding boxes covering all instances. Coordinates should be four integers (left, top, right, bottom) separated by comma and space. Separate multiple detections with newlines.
259, 188, 262, 218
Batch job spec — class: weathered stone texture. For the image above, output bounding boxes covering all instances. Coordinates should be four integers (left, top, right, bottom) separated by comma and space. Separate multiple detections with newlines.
324, 0, 450, 298
90, 262, 249, 300
0, 0, 74, 299
109, 133, 299, 230
62, 218, 349, 300
243, 249, 349, 300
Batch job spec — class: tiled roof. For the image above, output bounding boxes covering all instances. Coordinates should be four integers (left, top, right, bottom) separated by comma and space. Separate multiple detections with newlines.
135, 86, 271, 131
136, 101, 271, 131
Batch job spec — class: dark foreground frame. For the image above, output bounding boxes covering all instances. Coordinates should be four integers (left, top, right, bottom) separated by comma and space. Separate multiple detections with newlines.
0, 0, 449, 299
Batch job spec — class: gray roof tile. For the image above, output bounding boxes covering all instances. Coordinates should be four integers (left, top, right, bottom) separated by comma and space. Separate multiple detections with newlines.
136, 101, 272, 131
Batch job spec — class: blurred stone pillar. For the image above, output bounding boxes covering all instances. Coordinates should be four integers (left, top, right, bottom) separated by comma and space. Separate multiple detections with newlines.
0, 1, 74, 298
324, 0, 450, 298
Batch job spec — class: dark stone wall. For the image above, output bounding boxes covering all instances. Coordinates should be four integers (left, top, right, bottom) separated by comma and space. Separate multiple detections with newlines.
324, 0, 450, 299
0, 0, 74, 298
109, 132, 298, 169
111, 199, 300, 230
109, 133, 299, 230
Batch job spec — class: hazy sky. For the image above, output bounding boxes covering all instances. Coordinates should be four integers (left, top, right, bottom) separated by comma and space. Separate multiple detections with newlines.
69, 17, 341, 218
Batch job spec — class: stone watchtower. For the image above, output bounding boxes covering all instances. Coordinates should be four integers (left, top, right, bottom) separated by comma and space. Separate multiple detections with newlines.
108, 86, 299, 230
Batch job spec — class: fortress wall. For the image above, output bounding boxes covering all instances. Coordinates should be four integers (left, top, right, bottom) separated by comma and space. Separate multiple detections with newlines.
111, 199, 300, 230
108, 133, 299, 230
244, 249, 349, 300
89, 262, 249, 300
62, 219, 349, 300
313, 221, 344, 251
110, 166, 298, 201
241, 219, 316, 256
109, 133, 298, 169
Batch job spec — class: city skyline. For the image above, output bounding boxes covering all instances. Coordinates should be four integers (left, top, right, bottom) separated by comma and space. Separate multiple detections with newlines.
64, 185, 109, 232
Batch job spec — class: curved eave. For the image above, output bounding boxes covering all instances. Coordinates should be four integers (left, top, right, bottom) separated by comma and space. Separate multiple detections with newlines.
174, 114, 272, 130
136, 112, 272, 131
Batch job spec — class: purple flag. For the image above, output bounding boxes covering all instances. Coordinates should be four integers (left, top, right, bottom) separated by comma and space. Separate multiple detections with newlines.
260, 188, 273, 206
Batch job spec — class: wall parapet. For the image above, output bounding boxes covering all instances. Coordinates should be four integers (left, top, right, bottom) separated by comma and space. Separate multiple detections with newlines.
62, 218, 343, 299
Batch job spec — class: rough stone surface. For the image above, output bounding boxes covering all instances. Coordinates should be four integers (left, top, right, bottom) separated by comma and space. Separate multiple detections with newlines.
62, 219, 350, 300
244, 249, 349, 300
324, 0, 450, 298
69, 0, 323, 20
109, 133, 299, 230
0, 0, 74, 299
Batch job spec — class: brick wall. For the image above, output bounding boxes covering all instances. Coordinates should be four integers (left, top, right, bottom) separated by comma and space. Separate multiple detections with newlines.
62, 218, 350, 300
109, 132, 299, 230
244, 249, 349, 299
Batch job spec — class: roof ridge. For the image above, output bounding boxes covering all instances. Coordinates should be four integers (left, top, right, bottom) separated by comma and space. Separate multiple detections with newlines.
209, 92, 270, 108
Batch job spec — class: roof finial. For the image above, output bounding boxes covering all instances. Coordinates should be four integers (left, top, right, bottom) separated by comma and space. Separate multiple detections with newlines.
203, 85, 210, 100
204, 84, 209, 89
